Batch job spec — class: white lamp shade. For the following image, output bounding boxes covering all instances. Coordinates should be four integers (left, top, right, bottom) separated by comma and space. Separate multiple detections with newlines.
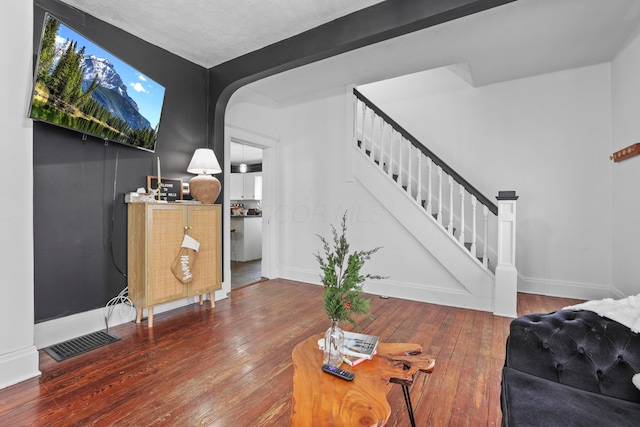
187, 148, 222, 175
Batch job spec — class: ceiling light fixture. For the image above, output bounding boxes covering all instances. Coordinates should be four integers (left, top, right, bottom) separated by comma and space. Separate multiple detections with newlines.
239, 145, 248, 173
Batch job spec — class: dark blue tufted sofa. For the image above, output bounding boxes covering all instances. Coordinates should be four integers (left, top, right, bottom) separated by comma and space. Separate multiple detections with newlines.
501, 309, 640, 426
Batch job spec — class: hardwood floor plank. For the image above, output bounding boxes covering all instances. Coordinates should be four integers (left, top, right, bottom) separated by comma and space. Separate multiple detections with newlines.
488, 315, 508, 426
0, 279, 584, 426
424, 309, 470, 426
446, 310, 481, 426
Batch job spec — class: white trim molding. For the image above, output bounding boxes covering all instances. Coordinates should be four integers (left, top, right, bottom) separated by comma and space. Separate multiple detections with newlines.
0, 346, 40, 390
281, 266, 494, 313
34, 296, 207, 350
518, 275, 612, 301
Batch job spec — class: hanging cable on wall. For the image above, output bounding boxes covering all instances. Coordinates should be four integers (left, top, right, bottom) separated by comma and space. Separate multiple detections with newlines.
109, 148, 127, 278
104, 287, 134, 332
104, 147, 134, 331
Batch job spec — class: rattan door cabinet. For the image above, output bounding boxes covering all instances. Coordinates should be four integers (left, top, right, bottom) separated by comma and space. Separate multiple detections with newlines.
127, 203, 222, 327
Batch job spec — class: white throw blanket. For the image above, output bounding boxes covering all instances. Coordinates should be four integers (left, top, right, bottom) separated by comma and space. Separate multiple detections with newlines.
564, 294, 640, 333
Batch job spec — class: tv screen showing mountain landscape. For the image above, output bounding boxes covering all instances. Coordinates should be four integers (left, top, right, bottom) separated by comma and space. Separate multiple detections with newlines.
29, 14, 166, 152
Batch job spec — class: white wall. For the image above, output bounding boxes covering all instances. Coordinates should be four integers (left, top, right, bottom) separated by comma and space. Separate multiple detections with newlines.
274, 88, 466, 301
611, 30, 640, 297
226, 87, 280, 140
359, 64, 614, 299
0, 2, 40, 388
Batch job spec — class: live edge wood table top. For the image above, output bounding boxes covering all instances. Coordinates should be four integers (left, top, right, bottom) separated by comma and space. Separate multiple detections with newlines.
291, 333, 435, 426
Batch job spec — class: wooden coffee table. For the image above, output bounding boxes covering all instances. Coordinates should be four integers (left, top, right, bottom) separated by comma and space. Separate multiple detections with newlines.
291, 333, 435, 426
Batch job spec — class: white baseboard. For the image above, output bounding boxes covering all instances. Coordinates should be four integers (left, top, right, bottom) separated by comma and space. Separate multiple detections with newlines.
283, 266, 620, 313
518, 275, 611, 301
281, 266, 494, 313
280, 266, 319, 286
35, 293, 224, 350
364, 278, 494, 313
609, 286, 627, 299
0, 346, 40, 390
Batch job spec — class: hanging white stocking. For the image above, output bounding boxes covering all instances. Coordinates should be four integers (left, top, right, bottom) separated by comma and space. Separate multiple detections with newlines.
171, 234, 200, 284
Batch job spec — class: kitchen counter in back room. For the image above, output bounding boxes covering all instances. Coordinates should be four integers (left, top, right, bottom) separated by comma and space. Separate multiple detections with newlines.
230, 216, 262, 262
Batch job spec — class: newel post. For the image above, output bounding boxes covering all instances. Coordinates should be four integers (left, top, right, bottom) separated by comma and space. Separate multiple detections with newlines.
494, 191, 518, 318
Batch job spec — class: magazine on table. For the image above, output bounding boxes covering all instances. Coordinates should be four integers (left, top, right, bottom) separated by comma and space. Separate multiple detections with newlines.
342, 331, 378, 359
317, 331, 379, 360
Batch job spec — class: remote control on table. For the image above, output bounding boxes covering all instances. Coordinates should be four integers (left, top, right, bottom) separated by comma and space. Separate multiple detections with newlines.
322, 364, 355, 381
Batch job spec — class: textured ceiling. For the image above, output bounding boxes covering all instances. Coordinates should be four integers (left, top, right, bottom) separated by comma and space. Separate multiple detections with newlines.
57, 0, 386, 68
57, 0, 640, 105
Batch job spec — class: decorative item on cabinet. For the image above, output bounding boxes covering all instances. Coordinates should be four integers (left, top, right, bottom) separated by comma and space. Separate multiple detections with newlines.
127, 203, 222, 327
187, 148, 222, 204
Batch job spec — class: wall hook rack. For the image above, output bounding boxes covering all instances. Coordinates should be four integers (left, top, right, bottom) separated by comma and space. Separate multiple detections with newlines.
610, 142, 640, 162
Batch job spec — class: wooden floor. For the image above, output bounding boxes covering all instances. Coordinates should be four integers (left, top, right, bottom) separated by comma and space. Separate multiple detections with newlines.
0, 279, 583, 426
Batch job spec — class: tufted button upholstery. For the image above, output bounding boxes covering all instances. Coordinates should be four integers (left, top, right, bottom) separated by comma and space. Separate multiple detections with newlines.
505, 309, 640, 403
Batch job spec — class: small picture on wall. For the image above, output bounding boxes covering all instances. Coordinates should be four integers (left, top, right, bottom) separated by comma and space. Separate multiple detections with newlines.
147, 176, 183, 201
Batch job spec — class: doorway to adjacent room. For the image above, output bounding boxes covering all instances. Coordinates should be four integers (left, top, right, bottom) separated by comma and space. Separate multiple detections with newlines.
230, 141, 266, 289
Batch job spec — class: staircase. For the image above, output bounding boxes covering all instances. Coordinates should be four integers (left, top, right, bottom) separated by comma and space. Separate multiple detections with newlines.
351, 88, 517, 316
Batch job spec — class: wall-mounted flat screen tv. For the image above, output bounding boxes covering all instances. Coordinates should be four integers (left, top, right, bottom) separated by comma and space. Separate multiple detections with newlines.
29, 13, 166, 152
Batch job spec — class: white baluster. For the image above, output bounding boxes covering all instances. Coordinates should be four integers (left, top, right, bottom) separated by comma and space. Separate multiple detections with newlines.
361, 106, 369, 153
353, 99, 361, 149
368, 109, 375, 156
437, 167, 443, 225
371, 114, 378, 162
406, 143, 412, 196
370, 113, 377, 159
426, 158, 433, 215
379, 123, 386, 172
483, 205, 489, 268
458, 186, 465, 244
416, 150, 422, 205
470, 196, 477, 257
359, 102, 367, 151
353, 99, 359, 146
378, 119, 385, 171
387, 130, 394, 179
447, 175, 454, 235
397, 136, 403, 188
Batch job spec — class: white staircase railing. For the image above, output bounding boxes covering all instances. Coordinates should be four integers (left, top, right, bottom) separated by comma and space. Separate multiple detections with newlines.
354, 88, 499, 272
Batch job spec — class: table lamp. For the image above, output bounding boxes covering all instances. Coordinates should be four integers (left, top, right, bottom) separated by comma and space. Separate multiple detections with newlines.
187, 148, 222, 204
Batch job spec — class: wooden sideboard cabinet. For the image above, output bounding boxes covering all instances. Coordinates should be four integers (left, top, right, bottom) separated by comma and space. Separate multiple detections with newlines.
127, 203, 222, 327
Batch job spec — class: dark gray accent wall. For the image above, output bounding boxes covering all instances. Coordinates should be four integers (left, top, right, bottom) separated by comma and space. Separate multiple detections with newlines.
33, 0, 208, 322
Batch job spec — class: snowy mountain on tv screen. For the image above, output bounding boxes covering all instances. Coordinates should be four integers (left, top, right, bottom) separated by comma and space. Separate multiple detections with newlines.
81, 55, 152, 131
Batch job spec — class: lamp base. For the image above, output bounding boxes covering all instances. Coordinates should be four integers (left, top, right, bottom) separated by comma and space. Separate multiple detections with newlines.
189, 174, 221, 204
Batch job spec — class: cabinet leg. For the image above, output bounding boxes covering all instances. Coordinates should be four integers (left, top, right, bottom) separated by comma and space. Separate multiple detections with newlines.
199, 295, 204, 305
209, 292, 215, 307
148, 307, 154, 328
136, 307, 143, 324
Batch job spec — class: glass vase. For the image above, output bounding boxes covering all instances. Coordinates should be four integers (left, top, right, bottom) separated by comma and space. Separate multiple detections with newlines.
323, 319, 345, 367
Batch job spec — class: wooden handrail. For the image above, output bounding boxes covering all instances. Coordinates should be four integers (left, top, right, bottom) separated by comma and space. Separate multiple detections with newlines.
353, 88, 498, 215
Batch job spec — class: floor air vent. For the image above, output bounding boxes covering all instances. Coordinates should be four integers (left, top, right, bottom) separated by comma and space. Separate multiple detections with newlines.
43, 331, 120, 362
